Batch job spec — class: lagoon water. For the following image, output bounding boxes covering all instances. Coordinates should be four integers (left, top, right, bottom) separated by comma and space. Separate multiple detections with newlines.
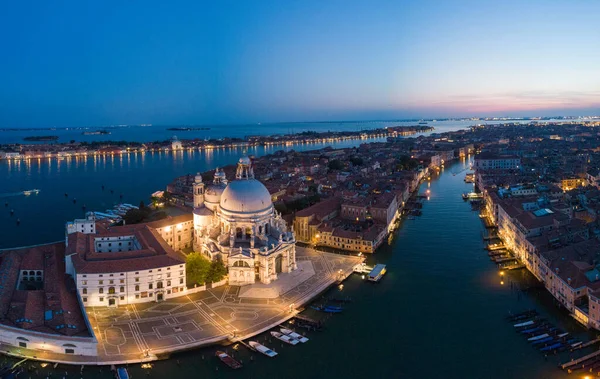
0, 120, 479, 144
0, 123, 589, 378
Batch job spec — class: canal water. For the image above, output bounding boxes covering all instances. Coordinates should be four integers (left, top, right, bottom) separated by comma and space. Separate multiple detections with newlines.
0, 151, 593, 378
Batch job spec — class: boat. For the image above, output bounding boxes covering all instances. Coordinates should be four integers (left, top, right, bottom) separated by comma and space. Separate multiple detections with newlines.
527, 333, 549, 341
280, 328, 309, 343
513, 320, 535, 328
540, 342, 562, 352
368, 264, 387, 282
116, 367, 130, 379
215, 350, 242, 369
248, 341, 278, 357
271, 331, 299, 345
310, 305, 342, 313
531, 336, 554, 345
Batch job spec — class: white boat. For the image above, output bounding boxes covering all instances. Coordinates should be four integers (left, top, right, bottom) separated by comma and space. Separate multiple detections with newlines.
513, 320, 534, 328
557, 332, 568, 338
270, 331, 299, 345
249, 341, 278, 357
571, 341, 582, 348
280, 328, 309, 343
527, 333, 549, 341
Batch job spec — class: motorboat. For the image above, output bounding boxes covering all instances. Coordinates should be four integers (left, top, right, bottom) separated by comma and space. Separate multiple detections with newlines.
280, 328, 309, 343
249, 341, 278, 357
271, 331, 299, 345
215, 350, 242, 369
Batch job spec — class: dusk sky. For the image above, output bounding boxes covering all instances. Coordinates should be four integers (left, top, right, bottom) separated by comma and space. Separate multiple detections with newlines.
1, 0, 599, 128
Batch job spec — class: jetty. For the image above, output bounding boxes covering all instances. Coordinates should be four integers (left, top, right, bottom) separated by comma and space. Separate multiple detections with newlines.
561, 350, 600, 370
501, 263, 525, 271
294, 314, 321, 326
353, 263, 373, 274
494, 256, 517, 264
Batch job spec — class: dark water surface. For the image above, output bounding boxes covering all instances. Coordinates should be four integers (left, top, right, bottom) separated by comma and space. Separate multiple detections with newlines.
0, 153, 591, 378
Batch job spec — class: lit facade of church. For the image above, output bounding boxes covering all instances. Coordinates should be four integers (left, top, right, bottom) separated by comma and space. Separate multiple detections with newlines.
193, 157, 297, 286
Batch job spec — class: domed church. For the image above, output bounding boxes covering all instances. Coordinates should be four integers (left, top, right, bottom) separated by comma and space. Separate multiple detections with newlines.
192, 156, 297, 286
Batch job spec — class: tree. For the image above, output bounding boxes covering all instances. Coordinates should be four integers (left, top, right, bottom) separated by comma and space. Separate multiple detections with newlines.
150, 196, 161, 207
162, 191, 173, 204
328, 159, 344, 171
349, 156, 363, 166
186, 252, 212, 285
123, 208, 148, 224
207, 259, 227, 282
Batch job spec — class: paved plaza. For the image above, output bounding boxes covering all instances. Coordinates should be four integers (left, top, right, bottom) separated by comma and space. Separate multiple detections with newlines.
78, 247, 361, 364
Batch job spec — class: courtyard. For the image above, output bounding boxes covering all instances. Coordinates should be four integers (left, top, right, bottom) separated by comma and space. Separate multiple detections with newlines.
83, 247, 361, 364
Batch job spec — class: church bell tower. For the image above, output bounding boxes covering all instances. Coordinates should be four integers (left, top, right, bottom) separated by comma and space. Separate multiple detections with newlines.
193, 172, 205, 208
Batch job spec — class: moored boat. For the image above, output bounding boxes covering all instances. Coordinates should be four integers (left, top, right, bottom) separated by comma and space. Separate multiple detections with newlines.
513, 320, 535, 328
527, 333, 549, 342
271, 331, 299, 345
281, 328, 309, 343
248, 341, 278, 357
215, 350, 242, 369
116, 367, 130, 379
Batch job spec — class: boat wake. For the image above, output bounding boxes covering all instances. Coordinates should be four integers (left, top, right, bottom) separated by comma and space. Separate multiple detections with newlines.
0, 189, 41, 198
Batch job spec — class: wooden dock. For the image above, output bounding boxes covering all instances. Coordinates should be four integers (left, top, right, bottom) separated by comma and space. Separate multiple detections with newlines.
238, 340, 256, 351
487, 244, 506, 251
580, 337, 600, 349
561, 349, 600, 370
494, 256, 517, 263
488, 250, 508, 257
294, 314, 321, 325
501, 263, 525, 270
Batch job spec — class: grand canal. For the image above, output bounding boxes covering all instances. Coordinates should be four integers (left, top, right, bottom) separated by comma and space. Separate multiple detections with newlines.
0, 149, 592, 378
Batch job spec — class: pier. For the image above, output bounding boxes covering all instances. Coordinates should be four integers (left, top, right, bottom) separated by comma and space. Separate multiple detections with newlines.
561, 350, 600, 370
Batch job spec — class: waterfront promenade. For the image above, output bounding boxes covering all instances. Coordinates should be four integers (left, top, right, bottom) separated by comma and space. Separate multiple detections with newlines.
0, 247, 360, 365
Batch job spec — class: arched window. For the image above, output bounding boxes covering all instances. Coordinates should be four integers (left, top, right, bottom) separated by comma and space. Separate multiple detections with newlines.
245, 227, 252, 240
36, 271, 42, 276
233, 260, 250, 268
236, 227, 242, 239
108, 287, 115, 294
29, 270, 35, 275
258, 225, 263, 234
135, 285, 139, 291
157, 282, 163, 289
99, 288, 104, 294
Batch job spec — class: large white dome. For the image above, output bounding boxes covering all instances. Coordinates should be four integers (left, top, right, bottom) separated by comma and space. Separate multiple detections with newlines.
220, 179, 273, 214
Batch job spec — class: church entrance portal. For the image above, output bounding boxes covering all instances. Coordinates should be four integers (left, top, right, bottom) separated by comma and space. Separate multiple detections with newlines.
157, 293, 164, 302
275, 255, 283, 274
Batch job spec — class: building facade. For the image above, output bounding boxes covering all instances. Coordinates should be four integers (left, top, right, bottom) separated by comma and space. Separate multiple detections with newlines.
193, 157, 297, 286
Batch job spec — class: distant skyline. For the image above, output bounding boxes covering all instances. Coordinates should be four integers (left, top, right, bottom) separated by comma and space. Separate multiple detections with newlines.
1, 0, 599, 128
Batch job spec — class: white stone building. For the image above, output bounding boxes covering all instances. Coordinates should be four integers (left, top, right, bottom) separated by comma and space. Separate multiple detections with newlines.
193, 156, 297, 286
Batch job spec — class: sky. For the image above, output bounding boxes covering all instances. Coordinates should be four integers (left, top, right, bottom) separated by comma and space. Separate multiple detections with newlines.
1, 0, 599, 128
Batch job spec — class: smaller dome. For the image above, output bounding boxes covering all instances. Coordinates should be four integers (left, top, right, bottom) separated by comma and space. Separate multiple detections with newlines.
239, 156, 251, 165
194, 172, 202, 183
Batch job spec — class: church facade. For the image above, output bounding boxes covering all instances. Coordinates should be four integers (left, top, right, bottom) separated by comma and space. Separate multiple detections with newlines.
192, 156, 297, 286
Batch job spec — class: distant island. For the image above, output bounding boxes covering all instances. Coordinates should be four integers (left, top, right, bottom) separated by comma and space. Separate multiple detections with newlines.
23, 135, 59, 141
82, 130, 111, 135
166, 127, 211, 131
